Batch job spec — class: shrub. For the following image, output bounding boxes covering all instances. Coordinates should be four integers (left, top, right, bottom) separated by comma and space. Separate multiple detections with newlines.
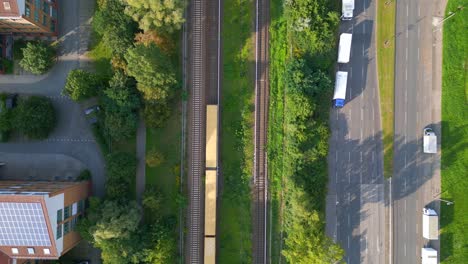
64, 69, 101, 101
13, 96, 56, 139
19, 42, 55, 74
146, 149, 164, 167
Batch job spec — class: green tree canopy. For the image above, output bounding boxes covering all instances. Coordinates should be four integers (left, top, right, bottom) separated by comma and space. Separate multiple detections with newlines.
19, 42, 55, 74
142, 100, 171, 128
103, 70, 141, 112
105, 152, 137, 199
103, 109, 138, 141
93, 0, 138, 56
64, 69, 101, 101
13, 96, 56, 139
123, 0, 186, 33
125, 43, 177, 101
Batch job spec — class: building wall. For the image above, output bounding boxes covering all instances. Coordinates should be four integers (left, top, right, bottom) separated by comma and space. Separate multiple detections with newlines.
0, 0, 57, 35
44, 193, 64, 255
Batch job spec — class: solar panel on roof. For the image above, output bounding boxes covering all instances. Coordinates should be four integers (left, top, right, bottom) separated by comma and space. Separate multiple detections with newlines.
0, 202, 52, 247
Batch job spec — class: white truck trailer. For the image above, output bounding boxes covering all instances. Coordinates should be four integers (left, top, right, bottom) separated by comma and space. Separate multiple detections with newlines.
423, 207, 439, 240
342, 0, 355, 20
338, 33, 352, 63
423, 128, 437, 153
421, 248, 438, 264
333, 71, 348, 108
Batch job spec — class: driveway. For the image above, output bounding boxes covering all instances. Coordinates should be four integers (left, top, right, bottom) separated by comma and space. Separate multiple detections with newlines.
0, 0, 105, 197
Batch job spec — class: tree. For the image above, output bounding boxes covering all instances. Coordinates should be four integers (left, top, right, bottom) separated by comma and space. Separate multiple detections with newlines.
123, 0, 186, 33
134, 30, 175, 54
19, 42, 55, 74
142, 186, 162, 213
103, 109, 138, 141
142, 100, 171, 128
78, 199, 146, 264
146, 149, 164, 167
106, 152, 137, 199
64, 69, 101, 101
104, 70, 140, 112
125, 43, 177, 101
13, 96, 56, 139
93, 0, 138, 56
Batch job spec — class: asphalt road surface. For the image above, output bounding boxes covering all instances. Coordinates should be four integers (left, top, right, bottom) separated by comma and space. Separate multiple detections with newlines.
392, 0, 444, 263
326, 0, 385, 263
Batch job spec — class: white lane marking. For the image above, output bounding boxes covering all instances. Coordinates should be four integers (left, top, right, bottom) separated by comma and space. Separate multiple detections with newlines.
348, 171, 351, 184
365, 236, 368, 254
360, 151, 363, 162
405, 151, 407, 168
372, 151, 375, 162
362, 65, 365, 81
418, 6, 421, 17
404, 243, 407, 256
407, 4, 409, 17
372, 107, 375, 120
360, 171, 362, 183
363, 22, 366, 34
377, 236, 381, 253
363, 0, 366, 14
360, 129, 363, 140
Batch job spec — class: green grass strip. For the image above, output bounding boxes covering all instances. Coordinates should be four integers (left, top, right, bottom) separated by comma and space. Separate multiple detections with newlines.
376, 0, 395, 178
440, 1, 468, 262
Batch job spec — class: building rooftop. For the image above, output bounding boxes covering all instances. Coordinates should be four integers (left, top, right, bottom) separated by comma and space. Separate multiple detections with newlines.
0, 0, 20, 17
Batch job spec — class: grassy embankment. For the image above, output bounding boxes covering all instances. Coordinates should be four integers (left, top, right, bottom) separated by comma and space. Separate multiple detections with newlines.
268, 0, 287, 262
440, 1, 468, 262
376, 0, 395, 178
218, 0, 254, 262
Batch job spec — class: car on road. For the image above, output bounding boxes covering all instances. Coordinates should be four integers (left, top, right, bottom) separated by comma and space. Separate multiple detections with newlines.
84, 105, 100, 124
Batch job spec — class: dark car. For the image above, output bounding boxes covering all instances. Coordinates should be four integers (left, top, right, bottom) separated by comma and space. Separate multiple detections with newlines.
84, 105, 100, 124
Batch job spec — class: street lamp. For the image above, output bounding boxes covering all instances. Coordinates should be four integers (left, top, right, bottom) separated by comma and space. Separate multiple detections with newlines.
433, 5, 464, 31
436, 198, 454, 206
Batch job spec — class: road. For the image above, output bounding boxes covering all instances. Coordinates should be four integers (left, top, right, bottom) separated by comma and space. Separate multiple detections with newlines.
253, 0, 269, 262
326, 0, 385, 263
0, 0, 105, 197
392, 0, 445, 263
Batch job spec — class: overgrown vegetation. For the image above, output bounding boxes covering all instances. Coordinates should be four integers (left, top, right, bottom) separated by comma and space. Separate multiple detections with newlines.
78, 0, 183, 262
218, 0, 254, 262
18, 42, 56, 74
376, 0, 395, 178
440, 1, 468, 262
13, 96, 56, 139
268, 0, 344, 262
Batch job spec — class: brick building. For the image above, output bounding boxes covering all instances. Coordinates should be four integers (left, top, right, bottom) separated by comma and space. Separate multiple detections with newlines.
0, 0, 58, 35
0, 181, 91, 263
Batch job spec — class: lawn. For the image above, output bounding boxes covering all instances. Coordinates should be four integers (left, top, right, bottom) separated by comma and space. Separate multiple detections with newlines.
376, 0, 395, 178
439, 1, 468, 262
218, 0, 254, 262
145, 108, 182, 217
267, 0, 287, 262
87, 30, 113, 78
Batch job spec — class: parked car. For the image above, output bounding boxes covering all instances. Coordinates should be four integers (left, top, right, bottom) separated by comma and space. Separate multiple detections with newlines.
84, 105, 100, 124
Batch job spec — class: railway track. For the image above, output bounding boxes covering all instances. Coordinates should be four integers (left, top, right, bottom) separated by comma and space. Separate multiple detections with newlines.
253, 0, 270, 262
188, 0, 205, 262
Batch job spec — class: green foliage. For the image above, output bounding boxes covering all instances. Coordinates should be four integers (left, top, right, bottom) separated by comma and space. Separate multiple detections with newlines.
105, 152, 137, 199
78, 199, 146, 264
123, 0, 186, 33
146, 149, 164, 167
0, 58, 13, 74
19, 42, 55, 74
64, 69, 101, 101
268, 0, 343, 262
125, 43, 177, 101
93, 0, 138, 56
284, 0, 339, 54
440, 1, 468, 262
143, 100, 171, 128
103, 110, 138, 141
142, 185, 162, 215
77, 169, 91, 181
13, 96, 56, 139
143, 226, 177, 264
